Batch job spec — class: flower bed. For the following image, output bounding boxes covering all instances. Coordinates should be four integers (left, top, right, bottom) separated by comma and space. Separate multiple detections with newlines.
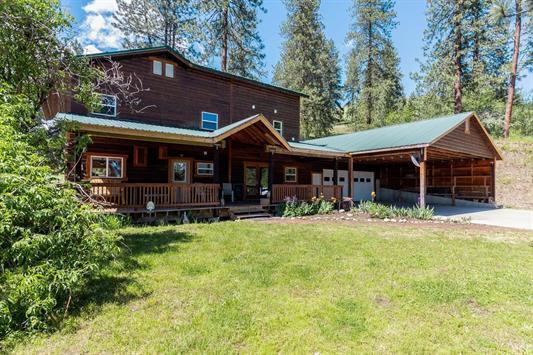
277, 195, 335, 217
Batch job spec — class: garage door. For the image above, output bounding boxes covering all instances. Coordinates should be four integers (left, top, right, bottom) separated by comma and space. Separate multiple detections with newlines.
322, 169, 349, 197
353, 171, 374, 201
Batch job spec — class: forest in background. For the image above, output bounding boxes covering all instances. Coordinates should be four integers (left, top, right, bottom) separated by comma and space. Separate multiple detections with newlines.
109, 0, 531, 139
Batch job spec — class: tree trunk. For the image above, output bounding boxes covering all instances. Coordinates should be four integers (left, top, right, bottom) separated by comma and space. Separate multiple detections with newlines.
365, 21, 373, 125
453, 0, 463, 114
503, 0, 522, 138
221, 4, 229, 72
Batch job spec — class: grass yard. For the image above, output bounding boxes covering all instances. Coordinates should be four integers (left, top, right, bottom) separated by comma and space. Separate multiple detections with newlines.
10, 221, 533, 353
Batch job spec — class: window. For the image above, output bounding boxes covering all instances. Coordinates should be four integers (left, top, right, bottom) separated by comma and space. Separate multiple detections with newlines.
284, 167, 297, 183
165, 63, 174, 78
273, 120, 283, 135
339, 177, 345, 182
93, 94, 116, 116
133, 146, 148, 167
324, 177, 331, 182
201, 112, 218, 131
196, 162, 214, 176
153, 60, 162, 75
171, 160, 189, 183
90, 155, 123, 178
366, 178, 371, 183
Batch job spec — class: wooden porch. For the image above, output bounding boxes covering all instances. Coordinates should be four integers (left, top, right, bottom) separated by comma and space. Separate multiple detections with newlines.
89, 183, 343, 209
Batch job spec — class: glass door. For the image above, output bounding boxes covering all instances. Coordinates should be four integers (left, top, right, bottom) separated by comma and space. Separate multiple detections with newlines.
244, 163, 269, 199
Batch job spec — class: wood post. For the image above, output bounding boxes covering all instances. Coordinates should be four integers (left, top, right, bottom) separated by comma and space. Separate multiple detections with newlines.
419, 148, 427, 208
213, 144, 221, 185
268, 151, 274, 204
227, 140, 232, 183
347, 156, 353, 199
333, 158, 338, 185
490, 158, 496, 202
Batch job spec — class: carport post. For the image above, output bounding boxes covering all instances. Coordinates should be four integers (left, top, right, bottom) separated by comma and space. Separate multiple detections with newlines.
419, 148, 427, 208
348, 156, 353, 199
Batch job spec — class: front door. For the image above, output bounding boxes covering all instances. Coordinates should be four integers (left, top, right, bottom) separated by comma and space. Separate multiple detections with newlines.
170, 159, 190, 183
244, 162, 269, 199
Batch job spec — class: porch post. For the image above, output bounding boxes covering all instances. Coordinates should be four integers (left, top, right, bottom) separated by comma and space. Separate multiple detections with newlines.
419, 148, 427, 208
268, 150, 274, 204
213, 144, 221, 185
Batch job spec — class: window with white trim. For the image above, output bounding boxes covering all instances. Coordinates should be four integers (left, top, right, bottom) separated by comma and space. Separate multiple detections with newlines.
196, 162, 214, 176
165, 63, 174, 78
284, 167, 297, 182
90, 155, 123, 178
201, 112, 218, 131
93, 94, 117, 117
153, 60, 162, 75
273, 120, 283, 135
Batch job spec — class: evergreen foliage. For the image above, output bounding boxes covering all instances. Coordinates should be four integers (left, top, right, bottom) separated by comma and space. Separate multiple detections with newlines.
114, 0, 201, 60
199, 0, 266, 80
344, 0, 403, 129
273, 0, 342, 139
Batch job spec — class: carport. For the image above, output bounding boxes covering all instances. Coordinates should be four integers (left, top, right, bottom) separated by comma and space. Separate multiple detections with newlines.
303, 112, 502, 207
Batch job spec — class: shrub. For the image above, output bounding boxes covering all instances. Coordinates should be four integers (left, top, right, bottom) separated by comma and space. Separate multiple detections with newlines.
354, 201, 434, 220
0, 97, 120, 337
278, 195, 335, 217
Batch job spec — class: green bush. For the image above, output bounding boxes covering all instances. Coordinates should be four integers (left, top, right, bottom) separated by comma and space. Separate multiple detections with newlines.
0, 98, 120, 337
354, 201, 434, 220
278, 195, 335, 217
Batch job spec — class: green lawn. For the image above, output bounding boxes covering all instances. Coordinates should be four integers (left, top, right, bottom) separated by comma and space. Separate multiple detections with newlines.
11, 221, 533, 353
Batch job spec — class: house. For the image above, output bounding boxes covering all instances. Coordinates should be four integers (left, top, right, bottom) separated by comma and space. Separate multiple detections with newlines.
44, 46, 502, 213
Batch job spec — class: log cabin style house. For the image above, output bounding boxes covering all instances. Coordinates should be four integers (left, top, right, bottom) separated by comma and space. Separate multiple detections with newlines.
44, 46, 502, 215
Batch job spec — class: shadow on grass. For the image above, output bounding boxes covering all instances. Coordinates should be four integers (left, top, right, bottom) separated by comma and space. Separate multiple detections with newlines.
67, 229, 196, 321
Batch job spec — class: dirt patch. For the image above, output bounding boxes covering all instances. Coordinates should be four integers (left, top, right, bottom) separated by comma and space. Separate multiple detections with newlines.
496, 140, 533, 210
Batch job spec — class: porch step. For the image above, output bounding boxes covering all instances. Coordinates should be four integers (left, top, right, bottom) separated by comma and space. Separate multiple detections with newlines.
232, 212, 272, 220
228, 204, 272, 220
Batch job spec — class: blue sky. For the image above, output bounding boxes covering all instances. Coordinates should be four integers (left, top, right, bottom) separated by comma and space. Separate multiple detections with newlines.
62, 0, 531, 96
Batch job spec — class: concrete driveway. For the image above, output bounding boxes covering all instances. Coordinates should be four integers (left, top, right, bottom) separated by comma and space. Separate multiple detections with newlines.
433, 206, 533, 230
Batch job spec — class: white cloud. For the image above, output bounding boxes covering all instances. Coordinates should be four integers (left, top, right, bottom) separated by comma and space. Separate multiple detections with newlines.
78, 0, 123, 52
83, 44, 103, 54
83, 0, 118, 14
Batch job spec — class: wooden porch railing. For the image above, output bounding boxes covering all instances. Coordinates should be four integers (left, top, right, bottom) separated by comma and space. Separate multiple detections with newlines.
272, 184, 342, 203
89, 183, 220, 208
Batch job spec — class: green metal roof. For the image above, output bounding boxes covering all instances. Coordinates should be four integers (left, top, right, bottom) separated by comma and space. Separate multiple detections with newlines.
56, 112, 485, 156
288, 141, 345, 153
55, 113, 213, 137
83, 46, 308, 98
303, 112, 473, 154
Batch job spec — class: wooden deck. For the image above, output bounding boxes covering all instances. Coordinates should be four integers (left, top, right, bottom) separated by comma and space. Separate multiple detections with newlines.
90, 183, 343, 209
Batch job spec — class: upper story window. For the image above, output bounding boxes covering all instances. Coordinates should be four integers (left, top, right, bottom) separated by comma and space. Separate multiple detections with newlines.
201, 112, 218, 131
153, 60, 162, 75
89, 155, 124, 179
273, 120, 283, 136
165, 63, 174, 78
93, 94, 116, 117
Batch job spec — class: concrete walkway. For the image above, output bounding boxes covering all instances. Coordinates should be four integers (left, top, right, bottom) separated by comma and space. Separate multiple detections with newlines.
433, 206, 533, 230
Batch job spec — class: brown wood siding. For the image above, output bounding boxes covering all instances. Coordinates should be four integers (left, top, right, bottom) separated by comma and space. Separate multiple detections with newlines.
66, 54, 301, 140
432, 119, 495, 158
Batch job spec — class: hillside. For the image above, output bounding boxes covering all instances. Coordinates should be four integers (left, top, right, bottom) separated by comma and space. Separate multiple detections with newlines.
496, 137, 533, 209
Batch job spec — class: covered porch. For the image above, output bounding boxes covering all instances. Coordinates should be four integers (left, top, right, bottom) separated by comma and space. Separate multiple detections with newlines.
62, 113, 345, 210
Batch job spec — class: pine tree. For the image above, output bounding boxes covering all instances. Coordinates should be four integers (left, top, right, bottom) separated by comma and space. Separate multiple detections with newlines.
413, 0, 511, 120
113, 0, 200, 59
344, 0, 403, 128
273, 0, 342, 139
199, 0, 266, 80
